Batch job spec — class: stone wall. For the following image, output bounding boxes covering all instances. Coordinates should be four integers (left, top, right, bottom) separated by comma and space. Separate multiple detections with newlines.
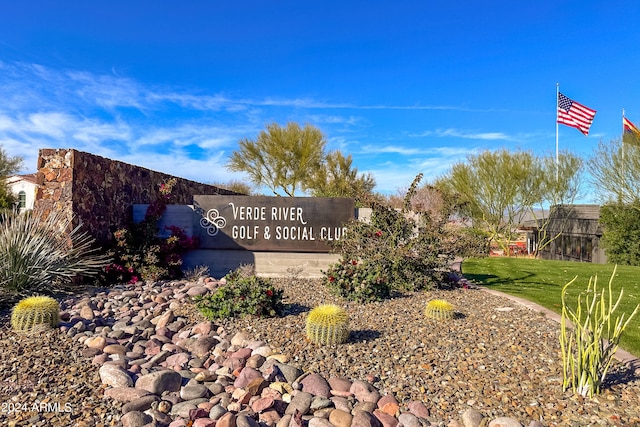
35, 148, 241, 244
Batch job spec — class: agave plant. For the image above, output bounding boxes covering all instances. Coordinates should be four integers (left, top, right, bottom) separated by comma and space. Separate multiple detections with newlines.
0, 209, 110, 296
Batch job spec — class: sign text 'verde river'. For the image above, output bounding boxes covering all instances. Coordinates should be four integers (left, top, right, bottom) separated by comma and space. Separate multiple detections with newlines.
193, 195, 355, 252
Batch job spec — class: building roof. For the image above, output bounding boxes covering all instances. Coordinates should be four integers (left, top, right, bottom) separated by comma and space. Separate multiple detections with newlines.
7, 173, 37, 185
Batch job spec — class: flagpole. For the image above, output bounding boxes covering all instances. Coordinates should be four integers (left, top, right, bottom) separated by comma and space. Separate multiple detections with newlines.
622, 108, 626, 181
556, 83, 560, 182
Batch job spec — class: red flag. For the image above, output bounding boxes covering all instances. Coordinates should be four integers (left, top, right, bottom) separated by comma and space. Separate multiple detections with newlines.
623, 117, 640, 134
557, 92, 596, 136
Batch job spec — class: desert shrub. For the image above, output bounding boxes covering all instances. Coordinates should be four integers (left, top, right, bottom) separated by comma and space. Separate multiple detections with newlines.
102, 178, 199, 284
324, 259, 391, 303
325, 174, 456, 301
0, 209, 109, 297
448, 225, 490, 258
599, 203, 640, 266
194, 267, 283, 319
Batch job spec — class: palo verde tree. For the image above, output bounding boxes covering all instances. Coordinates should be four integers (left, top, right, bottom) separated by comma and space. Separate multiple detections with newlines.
589, 138, 640, 205
589, 138, 640, 264
227, 122, 326, 196
527, 151, 583, 255
436, 149, 582, 255
307, 150, 376, 203
436, 149, 537, 254
0, 147, 24, 210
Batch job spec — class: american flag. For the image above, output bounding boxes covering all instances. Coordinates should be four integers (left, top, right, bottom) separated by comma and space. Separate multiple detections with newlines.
557, 92, 596, 136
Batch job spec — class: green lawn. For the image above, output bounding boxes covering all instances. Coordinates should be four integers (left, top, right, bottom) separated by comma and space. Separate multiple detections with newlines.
461, 257, 640, 357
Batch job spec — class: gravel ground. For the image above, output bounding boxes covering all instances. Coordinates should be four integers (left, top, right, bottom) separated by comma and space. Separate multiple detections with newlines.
220, 278, 640, 426
0, 277, 639, 426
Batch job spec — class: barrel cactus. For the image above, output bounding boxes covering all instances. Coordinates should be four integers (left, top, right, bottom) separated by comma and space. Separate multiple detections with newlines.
306, 304, 350, 345
11, 295, 61, 332
424, 299, 455, 320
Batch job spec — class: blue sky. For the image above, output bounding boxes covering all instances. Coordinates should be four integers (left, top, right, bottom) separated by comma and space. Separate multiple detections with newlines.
1, 1, 639, 197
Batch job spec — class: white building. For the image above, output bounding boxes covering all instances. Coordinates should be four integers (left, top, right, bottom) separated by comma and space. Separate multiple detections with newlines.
7, 174, 38, 212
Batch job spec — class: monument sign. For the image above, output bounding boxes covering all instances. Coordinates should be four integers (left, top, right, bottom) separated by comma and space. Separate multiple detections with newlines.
192, 195, 355, 252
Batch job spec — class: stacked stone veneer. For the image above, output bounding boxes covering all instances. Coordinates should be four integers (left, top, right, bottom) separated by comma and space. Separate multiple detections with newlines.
35, 148, 240, 245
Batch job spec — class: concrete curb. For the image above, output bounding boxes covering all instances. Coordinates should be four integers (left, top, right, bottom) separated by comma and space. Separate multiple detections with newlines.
455, 258, 640, 373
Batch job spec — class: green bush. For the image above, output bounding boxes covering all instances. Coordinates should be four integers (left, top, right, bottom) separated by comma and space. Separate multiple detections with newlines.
599, 203, 640, 266
0, 209, 109, 297
324, 259, 391, 303
194, 267, 284, 319
324, 174, 455, 301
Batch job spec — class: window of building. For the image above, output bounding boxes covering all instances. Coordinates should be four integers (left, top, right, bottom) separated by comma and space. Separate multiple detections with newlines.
18, 191, 26, 209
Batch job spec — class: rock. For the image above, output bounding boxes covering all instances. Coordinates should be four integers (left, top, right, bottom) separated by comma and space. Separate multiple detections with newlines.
352, 410, 382, 427
120, 410, 152, 427
308, 418, 334, 427
192, 321, 214, 335
209, 404, 227, 420
252, 346, 273, 358
154, 310, 175, 328
377, 395, 399, 417
231, 347, 253, 359
350, 380, 380, 404
461, 409, 485, 427
170, 401, 198, 418
237, 414, 261, 427
285, 391, 313, 415
300, 373, 331, 397
166, 352, 191, 369
329, 409, 353, 427
328, 377, 352, 394
246, 377, 267, 396
217, 411, 238, 427
397, 413, 421, 427
330, 396, 352, 413
103, 344, 128, 355
488, 418, 523, 427
231, 332, 248, 347
122, 395, 160, 413
187, 286, 209, 297
406, 401, 430, 419
234, 367, 263, 388
373, 409, 399, 427
310, 396, 332, 411
194, 370, 217, 382
193, 419, 217, 427
80, 305, 95, 320
251, 397, 275, 413
259, 409, 282, 427
104, 387, 152, 402
144, 339, 162, 356
180, 384, 210, 400
353, 401, 377, 414
275, 363, 303, 384
244, 353, 264, 368
135, 370, 183, 394
191, 336, 219, 358
85, 335, 107, 350
99, 364, 134, 387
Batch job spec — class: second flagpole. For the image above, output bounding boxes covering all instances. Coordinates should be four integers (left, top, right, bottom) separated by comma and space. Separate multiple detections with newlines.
556, 83, 560, 182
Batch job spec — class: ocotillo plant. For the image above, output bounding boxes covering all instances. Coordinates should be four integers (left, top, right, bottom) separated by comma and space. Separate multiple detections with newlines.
560, 266, 639, 397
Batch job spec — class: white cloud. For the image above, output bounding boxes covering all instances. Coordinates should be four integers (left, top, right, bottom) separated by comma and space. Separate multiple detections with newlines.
0, 60, 502, 193
414, 128, 512, 141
